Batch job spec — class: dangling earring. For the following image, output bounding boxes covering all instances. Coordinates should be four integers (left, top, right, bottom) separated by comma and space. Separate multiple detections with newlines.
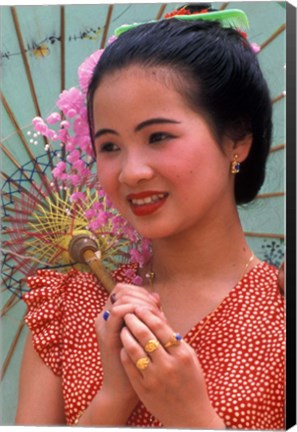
231, 154, 240, 174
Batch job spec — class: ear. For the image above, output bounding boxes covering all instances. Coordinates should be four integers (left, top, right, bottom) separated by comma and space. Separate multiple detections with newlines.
225, 134, 253, 162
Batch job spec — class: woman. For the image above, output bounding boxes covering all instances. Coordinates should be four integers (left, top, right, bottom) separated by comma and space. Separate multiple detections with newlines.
16, 6, 285, 429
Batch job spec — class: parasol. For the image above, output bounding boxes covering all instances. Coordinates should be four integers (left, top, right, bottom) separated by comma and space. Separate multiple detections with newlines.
0, 2, 286, 425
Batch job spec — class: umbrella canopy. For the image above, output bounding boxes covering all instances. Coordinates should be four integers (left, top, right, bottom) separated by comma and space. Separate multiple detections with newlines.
0, 2, 286, 425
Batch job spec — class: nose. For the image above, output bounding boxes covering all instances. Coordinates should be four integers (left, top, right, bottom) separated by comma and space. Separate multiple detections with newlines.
118, 150, 154, 186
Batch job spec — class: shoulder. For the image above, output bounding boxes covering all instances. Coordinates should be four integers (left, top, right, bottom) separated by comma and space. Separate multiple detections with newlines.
247, 261, 283, 304
238, 261, 284, 333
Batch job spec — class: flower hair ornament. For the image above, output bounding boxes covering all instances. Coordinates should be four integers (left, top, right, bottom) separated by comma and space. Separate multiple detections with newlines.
29, 4, 260, 291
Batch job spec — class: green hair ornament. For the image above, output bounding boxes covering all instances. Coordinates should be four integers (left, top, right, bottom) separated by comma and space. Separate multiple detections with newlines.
114, 9, 249, 37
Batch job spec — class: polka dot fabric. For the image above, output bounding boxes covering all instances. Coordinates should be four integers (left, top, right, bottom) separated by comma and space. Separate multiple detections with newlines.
24, 264, 138, 425
24, 262, 285, 428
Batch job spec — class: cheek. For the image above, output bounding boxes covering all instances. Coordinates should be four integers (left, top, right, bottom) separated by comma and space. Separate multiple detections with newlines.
96, 161, 117, 196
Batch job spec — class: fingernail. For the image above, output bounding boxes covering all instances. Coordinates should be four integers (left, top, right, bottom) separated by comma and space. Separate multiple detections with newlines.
103, 310, 110, 321
110, 293, 117, 304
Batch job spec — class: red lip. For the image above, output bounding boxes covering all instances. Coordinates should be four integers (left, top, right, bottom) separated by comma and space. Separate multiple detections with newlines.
127, 191, 168, 217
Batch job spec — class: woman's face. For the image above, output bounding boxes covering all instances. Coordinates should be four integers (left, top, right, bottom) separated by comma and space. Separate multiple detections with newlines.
93, 66, 236, 240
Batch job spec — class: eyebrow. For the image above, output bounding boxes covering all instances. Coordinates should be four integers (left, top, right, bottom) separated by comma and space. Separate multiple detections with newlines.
94, 118, 180, 139
134, 118, 181, 132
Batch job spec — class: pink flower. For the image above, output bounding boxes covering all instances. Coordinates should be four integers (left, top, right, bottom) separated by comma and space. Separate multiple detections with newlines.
47, 112, 61, 124
60, 120, 70, 129
69, 174, 82, 186
70, 192, 86, 202
132, 275, 143, 286
108, 35, 117, 45
85, 208, 97, 220
57, 88, 85, 117
67, 150, 81, 163
251, 42, 261, 54
32, 117, 49, 135
89, 212, 109, 230
52, 161, 67, 180
78, 49, 104, 93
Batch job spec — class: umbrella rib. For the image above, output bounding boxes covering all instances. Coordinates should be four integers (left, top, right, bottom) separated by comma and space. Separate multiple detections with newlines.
0, 171, 48, 208
0, 143, 54, 201
0, 294, 21, 318
0, 93, 38, 157
0, 94, 58, 200
272, 92, 286, 104
11, 7, 42, 118
0, 312, 27, 382
60, 5, 66, 94
245, 232, 284, 240
101, 5, 114, 48
155, 4, 167, 19
256, 192, 285, 199
60, 5, 66, 169
270, 144, 285, 153
260, 23, 286, 51
220, 3, 229, 11
10, 7, 59, 193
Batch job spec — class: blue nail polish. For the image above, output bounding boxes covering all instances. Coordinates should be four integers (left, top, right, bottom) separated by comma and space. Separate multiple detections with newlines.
103, 310, 110, 321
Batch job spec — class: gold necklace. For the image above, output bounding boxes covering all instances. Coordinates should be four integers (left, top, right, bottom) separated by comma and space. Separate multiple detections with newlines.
145, 253, 255, 344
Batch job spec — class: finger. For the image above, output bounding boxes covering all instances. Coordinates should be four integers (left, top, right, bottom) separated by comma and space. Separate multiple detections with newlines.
120, 326, 151, 376
131, 307, 183, 353
96, 303, 164, 338
113, 283, 161, 307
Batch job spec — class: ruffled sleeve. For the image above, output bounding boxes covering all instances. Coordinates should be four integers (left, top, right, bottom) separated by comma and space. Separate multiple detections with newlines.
23, 269, 76, 375
23, 263, 139, 378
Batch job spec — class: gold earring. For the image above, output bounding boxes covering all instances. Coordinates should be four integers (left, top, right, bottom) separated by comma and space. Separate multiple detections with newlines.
231, 154, 240, 174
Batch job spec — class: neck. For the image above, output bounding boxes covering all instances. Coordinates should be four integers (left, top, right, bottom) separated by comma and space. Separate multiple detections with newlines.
148, 211, 256, 287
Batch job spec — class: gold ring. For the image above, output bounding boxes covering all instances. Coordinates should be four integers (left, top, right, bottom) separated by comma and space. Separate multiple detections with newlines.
144, 339, 160, 353
164, 333, 182, 349
136, 356, 150, 371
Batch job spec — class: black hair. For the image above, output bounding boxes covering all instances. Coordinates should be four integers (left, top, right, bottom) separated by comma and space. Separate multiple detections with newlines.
87, 16, 272, 205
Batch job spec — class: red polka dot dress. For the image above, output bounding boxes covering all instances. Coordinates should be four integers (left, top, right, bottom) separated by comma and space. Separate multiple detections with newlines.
23, 261, 285, 429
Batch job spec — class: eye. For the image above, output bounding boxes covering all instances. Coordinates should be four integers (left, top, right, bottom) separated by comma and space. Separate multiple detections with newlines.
149, 132, 175, 144
98, 142, 120, 153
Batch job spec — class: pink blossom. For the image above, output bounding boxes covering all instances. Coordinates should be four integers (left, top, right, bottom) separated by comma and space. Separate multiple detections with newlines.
47, 112, 61, 124
67, 150, 81, 163
85, 208, 96, 220
89, 212, 109, 230
132, 275, 143, 286
47, 129, 58, 140
60, 120, 70, 129
130, 248, 144, 265
78, 49, 104, 93
65, 138, 76, 152
57, 88, 85, 117
57, 128, 69, 142
108, 35, 118, 45
32, 117, 49, 135
69, 174, 82, 186
251, 42, 261, 54
70, 192, 86, 202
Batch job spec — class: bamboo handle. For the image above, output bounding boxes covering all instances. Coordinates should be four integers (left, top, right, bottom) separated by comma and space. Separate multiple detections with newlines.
68, 233, 115, 293
82, 249, 115, 293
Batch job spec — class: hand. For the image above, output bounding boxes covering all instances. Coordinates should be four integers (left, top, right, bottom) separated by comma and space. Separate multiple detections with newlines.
120, 308, 225, 429
95, 283, 163, 405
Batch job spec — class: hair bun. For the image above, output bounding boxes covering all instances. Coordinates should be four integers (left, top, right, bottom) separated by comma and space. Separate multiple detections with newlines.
179, 3, 216, 14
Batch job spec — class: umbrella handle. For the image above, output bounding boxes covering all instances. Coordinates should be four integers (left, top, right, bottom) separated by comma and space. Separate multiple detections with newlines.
68, 233, 115, 293
83, 249, 115, 293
